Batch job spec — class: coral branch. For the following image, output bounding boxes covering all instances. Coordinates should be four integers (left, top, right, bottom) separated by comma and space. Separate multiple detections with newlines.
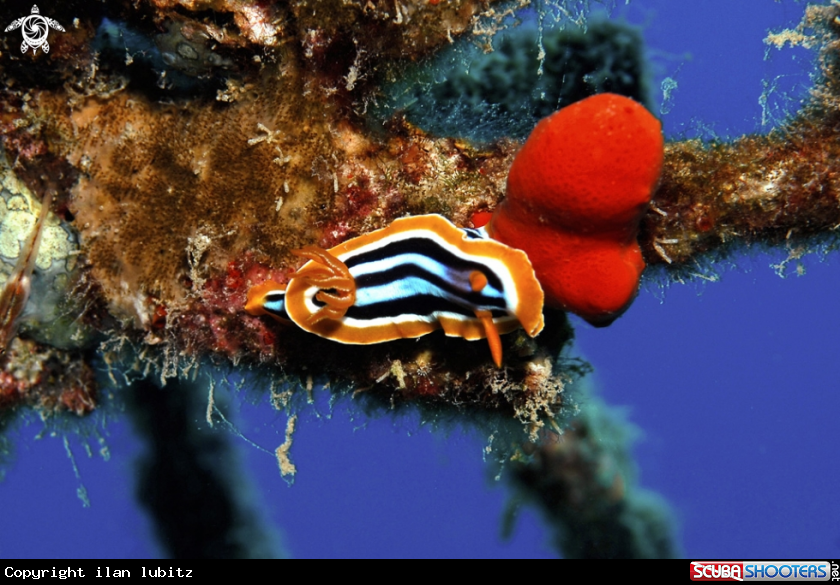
508, 395, 678, 559
641, 3, 840, 271
641, 124, 840, 269
127, 376, 283, 558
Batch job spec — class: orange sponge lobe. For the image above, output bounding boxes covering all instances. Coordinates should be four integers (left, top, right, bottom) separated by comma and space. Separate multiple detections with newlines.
489, 93, 664, 325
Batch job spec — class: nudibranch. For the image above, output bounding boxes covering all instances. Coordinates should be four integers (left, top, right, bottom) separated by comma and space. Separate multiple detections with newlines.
246, 214, 544, 367
486, 93, 664, 326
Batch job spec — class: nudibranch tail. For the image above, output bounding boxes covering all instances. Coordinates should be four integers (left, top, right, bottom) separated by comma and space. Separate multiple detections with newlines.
249, 214, 545, 367
244, 280, 289, 322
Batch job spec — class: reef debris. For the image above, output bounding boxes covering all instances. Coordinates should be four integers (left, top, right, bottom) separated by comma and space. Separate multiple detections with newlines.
0, 337, 96, 417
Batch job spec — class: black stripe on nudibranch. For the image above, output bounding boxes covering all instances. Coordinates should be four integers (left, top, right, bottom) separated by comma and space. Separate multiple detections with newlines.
344, 236, 506, 295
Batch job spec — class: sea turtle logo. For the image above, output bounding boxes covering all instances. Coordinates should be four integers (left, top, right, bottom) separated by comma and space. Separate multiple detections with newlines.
5, 5, 65, 54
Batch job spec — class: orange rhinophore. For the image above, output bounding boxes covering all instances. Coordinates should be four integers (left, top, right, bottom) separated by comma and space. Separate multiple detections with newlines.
488, 93, 664, 326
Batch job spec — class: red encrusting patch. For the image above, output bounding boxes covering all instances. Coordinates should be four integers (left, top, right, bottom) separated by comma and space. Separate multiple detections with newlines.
470, 210, 494, 228
179, 252, 290, 363
150, 302, 168, 330
488, 93, 664, 326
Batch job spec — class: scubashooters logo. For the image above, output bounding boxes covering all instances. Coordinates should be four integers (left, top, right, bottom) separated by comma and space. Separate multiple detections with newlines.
691, 561, 835, 581
5, 5, 64, 54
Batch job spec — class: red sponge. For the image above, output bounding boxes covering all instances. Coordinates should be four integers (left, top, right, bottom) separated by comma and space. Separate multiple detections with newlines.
489, 93, 664, 326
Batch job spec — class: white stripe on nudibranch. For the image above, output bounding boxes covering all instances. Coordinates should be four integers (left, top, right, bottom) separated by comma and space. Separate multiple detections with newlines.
245, 214, 544, 367
348, 252, 453, 281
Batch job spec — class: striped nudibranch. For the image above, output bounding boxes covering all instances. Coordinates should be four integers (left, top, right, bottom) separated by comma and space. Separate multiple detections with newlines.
245, 214, 545, 367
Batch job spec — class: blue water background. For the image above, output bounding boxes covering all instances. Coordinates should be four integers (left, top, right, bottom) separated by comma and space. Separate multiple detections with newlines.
2, 0, 839, 559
